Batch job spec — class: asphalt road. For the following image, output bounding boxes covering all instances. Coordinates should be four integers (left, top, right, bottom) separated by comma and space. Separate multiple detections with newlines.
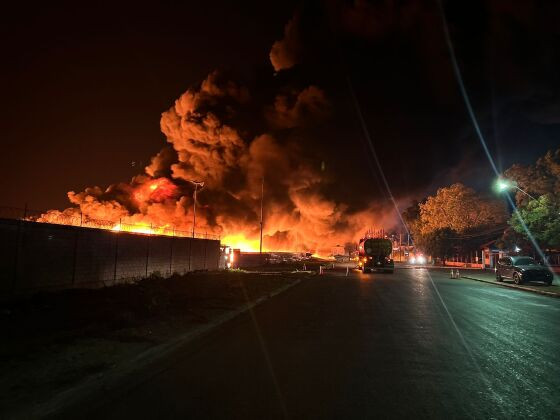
68, 267, 560, 419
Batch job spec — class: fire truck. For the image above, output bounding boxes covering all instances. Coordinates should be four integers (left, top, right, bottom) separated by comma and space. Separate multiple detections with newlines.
358, 233, 394, 274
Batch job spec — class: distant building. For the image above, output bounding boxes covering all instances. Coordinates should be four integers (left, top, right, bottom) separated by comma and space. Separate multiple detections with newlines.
480, 240, 505, 268
331, 245, 346, 256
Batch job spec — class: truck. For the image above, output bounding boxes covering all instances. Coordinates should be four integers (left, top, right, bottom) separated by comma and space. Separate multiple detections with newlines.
358, 237, 394, 274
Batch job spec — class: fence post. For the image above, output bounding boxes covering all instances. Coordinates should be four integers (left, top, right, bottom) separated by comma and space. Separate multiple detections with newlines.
203, 239, 207, 270
12, 205, 27, 292
169, 236, 173, 276
113, 229, 119, 284
71, 229, 79, 286
145, 234, 150, 278
188, 237, 192, 271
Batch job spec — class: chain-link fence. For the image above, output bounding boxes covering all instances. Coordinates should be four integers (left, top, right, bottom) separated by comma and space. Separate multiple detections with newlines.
0, 207, 221, 296
0, 206, 220, 240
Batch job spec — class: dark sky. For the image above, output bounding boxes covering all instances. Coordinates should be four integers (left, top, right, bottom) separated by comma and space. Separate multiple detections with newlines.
2, 0, 559, 211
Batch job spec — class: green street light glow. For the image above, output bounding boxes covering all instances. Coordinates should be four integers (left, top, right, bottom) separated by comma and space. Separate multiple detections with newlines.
494, 177, 536, 200
494, 178, 515, 193
496, 179, 511, 192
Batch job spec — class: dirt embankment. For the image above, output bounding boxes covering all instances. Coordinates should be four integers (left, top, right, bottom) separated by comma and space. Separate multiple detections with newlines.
0, 270, 306, 418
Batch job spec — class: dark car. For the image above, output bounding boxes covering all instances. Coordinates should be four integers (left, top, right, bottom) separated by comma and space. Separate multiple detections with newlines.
495, 256, 554, 285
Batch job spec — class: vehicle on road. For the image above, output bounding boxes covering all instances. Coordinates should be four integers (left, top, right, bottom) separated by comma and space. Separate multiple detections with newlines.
409, 254, 427, 265
495, 256, 553, 285
358, 237, 394, 273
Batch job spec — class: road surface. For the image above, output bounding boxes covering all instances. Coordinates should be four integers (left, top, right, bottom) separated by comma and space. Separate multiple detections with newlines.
62, 267, 560, 419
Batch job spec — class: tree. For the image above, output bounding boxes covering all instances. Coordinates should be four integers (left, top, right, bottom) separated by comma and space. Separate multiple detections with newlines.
496, 227, 532, 253
418, 183, 507, 235
415, 228, 456, 262
502, 148, 560, 250
504, 148, 560, 207
509, 194, 560, 249
401, 185, 507, 261
402, 200, 421, 238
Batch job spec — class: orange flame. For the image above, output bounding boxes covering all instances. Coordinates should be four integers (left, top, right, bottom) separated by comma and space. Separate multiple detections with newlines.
221, 234, 261, 252
133, 178, 177, 203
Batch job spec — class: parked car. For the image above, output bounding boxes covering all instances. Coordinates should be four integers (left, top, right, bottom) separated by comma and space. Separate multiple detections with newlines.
495, 256, 554, 285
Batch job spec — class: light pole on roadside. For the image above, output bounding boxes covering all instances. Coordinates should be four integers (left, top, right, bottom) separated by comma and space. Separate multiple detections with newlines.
188, 180, 204, 238
495, 178, 535, 200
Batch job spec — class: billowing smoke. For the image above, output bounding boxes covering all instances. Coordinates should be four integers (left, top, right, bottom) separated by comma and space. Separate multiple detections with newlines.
40, 17, 398, 255
269, 14, 301, 72
266, 86, 331, 129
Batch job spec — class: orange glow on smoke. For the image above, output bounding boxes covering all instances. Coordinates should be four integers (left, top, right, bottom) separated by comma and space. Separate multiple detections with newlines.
133, 178, 177, 203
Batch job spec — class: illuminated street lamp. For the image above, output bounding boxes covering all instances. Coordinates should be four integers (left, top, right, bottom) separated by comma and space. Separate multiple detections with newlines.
188, 180, 204, 238
495, 177, 535, 200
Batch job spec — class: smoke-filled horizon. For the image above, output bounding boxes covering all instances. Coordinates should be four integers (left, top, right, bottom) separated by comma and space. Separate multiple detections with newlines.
40, 67, 399, 253
9, 1, 560, 254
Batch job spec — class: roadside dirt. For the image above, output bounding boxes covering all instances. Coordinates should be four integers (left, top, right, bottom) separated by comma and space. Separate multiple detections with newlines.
0, 270, 306, 418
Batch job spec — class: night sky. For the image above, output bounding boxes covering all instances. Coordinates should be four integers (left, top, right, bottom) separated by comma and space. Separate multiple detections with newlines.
2, 0, 559, 212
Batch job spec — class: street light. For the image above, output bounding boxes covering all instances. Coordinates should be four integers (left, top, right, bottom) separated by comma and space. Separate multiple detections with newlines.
188, 180, 204, 238
495, 177, 535, 200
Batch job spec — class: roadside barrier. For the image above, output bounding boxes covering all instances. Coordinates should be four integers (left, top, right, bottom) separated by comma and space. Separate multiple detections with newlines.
1, 219, 220, 295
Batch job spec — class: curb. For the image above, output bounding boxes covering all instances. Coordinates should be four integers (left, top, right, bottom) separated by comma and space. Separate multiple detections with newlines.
19, 278, 304, 420
462, 276, 560, 299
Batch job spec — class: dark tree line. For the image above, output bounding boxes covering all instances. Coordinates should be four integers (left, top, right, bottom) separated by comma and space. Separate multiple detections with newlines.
404, 148, 560, 262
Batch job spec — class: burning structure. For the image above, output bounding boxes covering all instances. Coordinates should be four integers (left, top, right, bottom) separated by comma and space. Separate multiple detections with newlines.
39, 19, 397, 256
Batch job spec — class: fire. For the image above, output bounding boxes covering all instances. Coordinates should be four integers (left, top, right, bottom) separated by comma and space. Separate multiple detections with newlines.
133, 178, 177, 203
111, 223, 154, 235
36, 71, 398, 256
111, 222, 177, 236
221, 234, 261, 252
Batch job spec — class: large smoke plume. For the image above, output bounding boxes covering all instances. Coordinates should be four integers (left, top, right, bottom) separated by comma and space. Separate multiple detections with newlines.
41, 16, 398, 255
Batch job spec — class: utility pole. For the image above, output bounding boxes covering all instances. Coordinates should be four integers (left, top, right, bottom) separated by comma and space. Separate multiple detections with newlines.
259, 177, 264, 254
189, 181, 204, 238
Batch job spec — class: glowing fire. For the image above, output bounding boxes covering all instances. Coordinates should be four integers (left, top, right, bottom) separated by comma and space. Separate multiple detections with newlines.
34, 57, 399, 257
221, 234, 261, 252
108, 217, 179, 237
133, 178, 177, 203
111, 223, 162, 235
